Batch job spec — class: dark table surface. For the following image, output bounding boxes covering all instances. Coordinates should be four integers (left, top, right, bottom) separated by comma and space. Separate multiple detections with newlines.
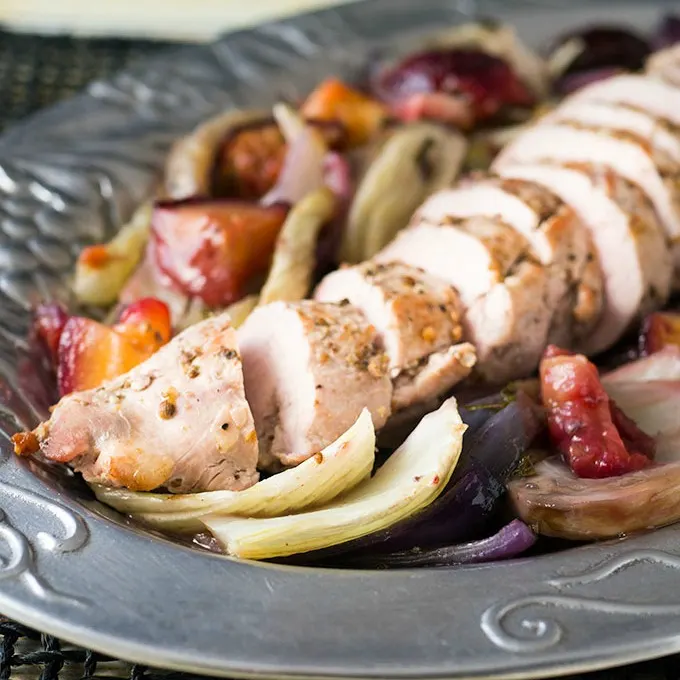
0, 26, 679, 680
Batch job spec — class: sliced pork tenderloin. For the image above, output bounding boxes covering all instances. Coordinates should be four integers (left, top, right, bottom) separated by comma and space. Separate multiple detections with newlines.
238, 300, 392, 470
544, 99, 680, 174
570, 74, 680, 127
414, 184, 545, 255
21, 314, 259, 493
314, 261, 475, 408
464, 260, 553, 383
407, 180, 603, 346
493, 123, 680, 276
375, 215, 528, 307
314, 261, 464, 373
497, 163, 672, 354
391, 343, 476, 410
375, 218, 554, 384
476, 176, 603, 343
647, 44, 680, 88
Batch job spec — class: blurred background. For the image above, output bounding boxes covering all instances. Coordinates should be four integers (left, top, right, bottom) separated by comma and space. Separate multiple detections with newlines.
0, 0, 349, 131
0, 0, 352, 41
0, 0, 352, 130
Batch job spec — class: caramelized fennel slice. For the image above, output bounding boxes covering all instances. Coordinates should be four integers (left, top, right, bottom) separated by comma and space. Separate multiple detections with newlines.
341, 123, 466, 263
259, 187, 337, 305
92, 408, 375, 533
73, 201, 153, 306
203, 397, 466, 559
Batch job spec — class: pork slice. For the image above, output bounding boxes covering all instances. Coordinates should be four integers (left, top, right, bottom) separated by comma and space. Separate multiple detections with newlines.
493, 124, 680, 252
546, 99, 680, 173
465, 261, 553, 384
573, 254, 605, 341
414, 185, 545, 258
375, 216, 528, 307
314, 261, 473, 409
391, 343, 476, 410
594, 165, 679, 294
32, 313, 259, 493
408, 179, 602, 346
375, 221, 553, 383
238, 300, 392, 469
492, 176, 603, 345
497, 163, 672, 354
571, 73, 680, 127
647, 44, 680, 88
314, 261, 463, 373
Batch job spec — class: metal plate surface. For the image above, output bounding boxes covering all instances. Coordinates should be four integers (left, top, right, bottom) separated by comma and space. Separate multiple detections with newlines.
0, 1, 679, 678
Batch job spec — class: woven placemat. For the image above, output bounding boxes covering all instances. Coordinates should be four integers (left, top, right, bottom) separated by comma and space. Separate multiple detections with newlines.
0, 26, 679, 680
0, 29, 170, 131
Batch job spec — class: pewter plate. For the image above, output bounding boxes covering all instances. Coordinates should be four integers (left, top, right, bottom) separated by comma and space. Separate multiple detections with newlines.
1, 1, 680, 678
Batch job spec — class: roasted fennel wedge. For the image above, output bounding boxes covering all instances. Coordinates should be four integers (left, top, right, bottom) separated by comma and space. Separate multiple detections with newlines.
93, 408, 375, 533
73, 201, 152, 306
203, 397, 466, 559
341, 123, 466, 263
259, 187, 337, 305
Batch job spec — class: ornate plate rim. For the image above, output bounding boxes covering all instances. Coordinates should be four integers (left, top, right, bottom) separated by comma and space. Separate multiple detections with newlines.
1, 1, 680, 678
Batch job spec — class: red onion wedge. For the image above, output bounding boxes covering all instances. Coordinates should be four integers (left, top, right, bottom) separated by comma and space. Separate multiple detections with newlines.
260, 123, 328, 207
600, 349, 680, 463
260, 109, 351, 277
314, 151, 353, 278
509, 457, 680, 541
373, 48, 535, 128
371, 393, 543, 552
341, 520, 536, 568
322, 151, 353, 204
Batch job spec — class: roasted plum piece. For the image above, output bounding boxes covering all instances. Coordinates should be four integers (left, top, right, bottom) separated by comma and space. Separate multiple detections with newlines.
164, 109, 269, 200
151, 199, 288, 308
212, 120, 287, 200
372, 48, 536, 128
540, 345, 655, 478
57, 298, 171, 396
34, 302, 69, 364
